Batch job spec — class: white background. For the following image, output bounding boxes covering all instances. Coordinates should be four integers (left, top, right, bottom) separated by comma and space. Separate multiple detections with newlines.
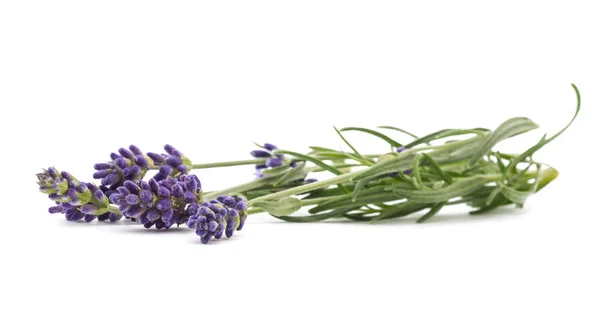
1, 1, 599, 326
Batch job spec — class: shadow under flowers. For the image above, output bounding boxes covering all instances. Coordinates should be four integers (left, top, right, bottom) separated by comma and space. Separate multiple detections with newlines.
62, 218, 139, 227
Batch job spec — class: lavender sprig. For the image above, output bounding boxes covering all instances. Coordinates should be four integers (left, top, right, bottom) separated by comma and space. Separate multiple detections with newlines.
38, 168, 122, 222
36, 84, 581, 244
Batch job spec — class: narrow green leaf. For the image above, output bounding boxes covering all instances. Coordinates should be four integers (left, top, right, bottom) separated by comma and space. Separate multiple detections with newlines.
499, 164, 542, 205
404, 128, 488, 149
352, 178, 371, 202
274, 150, 343, 175
536, 167, 559, 191
260, 165, 291, 176
309, 146, 339, 152
485, 187, 501, 206
390, 175, 493, 203
334, 126, 369, 163
274, 162, 308, 187
416, 201, 447, 223
274, 149, 350, 194
468, 117, 539, 167
340, 127, 403, 147
432, 181, 445, 189
412, 153, 425, 189
505, 84, 581, 176
273, 208, 349, 222
252, 197, 302, 216
378, 126, 420, 139
370, 201, 430, 222
352, 134, 485, 182
421, 152, 453, 184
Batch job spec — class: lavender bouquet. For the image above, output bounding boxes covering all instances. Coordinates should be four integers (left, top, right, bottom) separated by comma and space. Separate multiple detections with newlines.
37, 85, 581, 244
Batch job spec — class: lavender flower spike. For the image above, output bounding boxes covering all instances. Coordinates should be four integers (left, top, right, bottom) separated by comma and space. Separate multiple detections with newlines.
37, 168, 122, 222
93, 145, 152, 189
109, 174, 202, 229
147, 144, 193, 181
187, 195, 248, 244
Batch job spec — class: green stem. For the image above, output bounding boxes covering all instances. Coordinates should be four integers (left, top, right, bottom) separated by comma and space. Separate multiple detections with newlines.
107, 205, 121, 214
248, 170, 363, 206
191, 159, 265, 169
204, 176, 279, 201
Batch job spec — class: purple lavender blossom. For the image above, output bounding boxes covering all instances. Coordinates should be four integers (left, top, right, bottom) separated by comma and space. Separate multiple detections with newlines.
251, 143, 286, 178
109, 174, 202, 229
93, 145, 150, 189
187, 195, 248, 244
147, 144, 192, 181
38, 168, 123, 222
251, 143, 285, 169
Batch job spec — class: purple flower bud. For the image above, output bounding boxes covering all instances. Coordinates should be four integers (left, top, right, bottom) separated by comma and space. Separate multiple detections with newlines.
122, 167, 132, 177
147, 209, 160, 221
139, 190, 153, 202
109, 213, 122, 222
159, 165, 172, 176
200, 234, 211, 244
115, 157, 128, 169
94, 163, 112, 170
156, 199, 172, 211
208, 220, 218, 232
266, 158, 283, 167
164, 144, 177, 156
177, 164, 189, 173
131, 165, 142, 176
250, 150, 272, 158
161, 208, 174, 223
147, 152, 165, 164
102, 173, 118, 186
119, 148, 135, 160
135, 155, 147, 167
48, 206, 65, 214
80, 204, 101, 214
65, 208, 85, 221
125, 205, 144, 217
236, 201, 246, 211
264, 143, 278, 151
129, 145, 142, 155
90, 188, 105, 201
158, 186, 171, 198
124, 180, 141, 194
125, 194, 140, 205
93, 170, 110, 179
166, 156, 182, 166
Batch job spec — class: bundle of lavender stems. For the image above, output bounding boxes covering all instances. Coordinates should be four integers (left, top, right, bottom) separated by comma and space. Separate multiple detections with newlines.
37, 85, 580, 244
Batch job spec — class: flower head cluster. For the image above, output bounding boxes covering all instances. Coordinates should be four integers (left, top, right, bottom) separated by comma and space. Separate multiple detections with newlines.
109, 174, 202, 229
147, 145, 192, 181
93, 145, 151, 189
187, 195, 248, 244
38, 168, 122, 222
